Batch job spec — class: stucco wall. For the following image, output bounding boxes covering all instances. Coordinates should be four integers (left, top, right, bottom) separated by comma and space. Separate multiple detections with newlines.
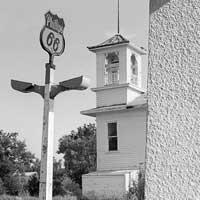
97, 108, 146, 170
145, 0, 200, 199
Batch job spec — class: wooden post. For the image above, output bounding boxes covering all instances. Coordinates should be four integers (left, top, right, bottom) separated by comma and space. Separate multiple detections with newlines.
39, 62, 55, 200
10, 11, 90, 200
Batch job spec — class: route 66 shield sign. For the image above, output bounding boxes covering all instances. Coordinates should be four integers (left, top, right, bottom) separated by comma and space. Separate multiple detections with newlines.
40, 11, 65, 57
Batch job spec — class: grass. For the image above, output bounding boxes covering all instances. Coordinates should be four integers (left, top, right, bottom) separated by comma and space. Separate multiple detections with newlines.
0, 195, 131, 200
0, 195, 77, 200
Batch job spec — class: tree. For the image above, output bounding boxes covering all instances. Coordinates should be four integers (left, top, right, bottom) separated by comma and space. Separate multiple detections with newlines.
0, 130, 39, 195
27, 174, 39, 196
0, 178, 5, 195
53, 158, 66, 196
27, 158, 69, 197
58, 123, 96, 187
3, 175, 21, 196
0, 131, 37, 174
62, 176, 82, 198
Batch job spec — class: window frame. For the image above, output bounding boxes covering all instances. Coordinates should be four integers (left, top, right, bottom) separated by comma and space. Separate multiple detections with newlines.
130, 54, 138, 86
104, 52, 120, 85
107, 122, 118, 152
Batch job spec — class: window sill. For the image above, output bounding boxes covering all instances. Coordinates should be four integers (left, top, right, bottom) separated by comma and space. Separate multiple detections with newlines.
104, 82, 119, 86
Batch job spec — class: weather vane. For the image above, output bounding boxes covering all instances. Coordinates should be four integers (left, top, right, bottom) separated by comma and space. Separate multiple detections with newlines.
117, 0, 120, 34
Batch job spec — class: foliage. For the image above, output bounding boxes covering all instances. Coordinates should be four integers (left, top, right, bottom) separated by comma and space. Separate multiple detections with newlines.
53, 159, 67, 196
62, 177, 82, 198
0, 195, 77, 200
0, 131, 37, 174
128, 167, 145, 200
137, 168, 145, 200
80, 193, 133, 200
27, 175, 39, 197
58, 123, 96, 187
27, 158, 81, 197
53, 158, 82, 197
27, 158, 65, 197
0, 178, 5, 195
0, 130, 38, 195
0, 195, 137, 200
3, 175, 21, 196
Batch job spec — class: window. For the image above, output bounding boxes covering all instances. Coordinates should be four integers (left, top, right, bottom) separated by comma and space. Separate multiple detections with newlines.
131, 54, 138, 85
106, 52, 119, 64
105, 52, 119, 85
131, 54, 138, 75
108, 122, 118, 151
111, 70, 119, 84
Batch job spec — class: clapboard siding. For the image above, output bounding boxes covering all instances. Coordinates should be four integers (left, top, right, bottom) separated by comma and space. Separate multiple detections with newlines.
96, 87, 127, 107
82, 169, 139, 198
96, 108, 146, 170
82, 174, 125, 198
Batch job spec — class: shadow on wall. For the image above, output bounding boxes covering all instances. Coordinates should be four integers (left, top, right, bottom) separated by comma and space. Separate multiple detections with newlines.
150, 0, 170, 14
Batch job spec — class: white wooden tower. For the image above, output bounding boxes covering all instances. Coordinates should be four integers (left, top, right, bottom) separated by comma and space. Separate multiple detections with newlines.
81, 33, 147, 198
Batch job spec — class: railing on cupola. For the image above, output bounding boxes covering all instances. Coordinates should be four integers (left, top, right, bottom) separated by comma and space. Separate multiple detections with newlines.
104, 63, 119, 86
131, 74, 138, 86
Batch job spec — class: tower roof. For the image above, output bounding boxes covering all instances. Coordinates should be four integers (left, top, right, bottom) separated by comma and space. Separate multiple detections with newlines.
81, 93, 147, 117
88, 34, 129, 51
87, 34, 147, 55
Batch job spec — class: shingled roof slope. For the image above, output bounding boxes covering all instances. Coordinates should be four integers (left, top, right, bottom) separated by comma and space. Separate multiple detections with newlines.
88, 34, 129, 50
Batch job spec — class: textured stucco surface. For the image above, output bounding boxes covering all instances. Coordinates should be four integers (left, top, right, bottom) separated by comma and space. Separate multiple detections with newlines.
145, 0, 200, 199
149, 0, 170, 14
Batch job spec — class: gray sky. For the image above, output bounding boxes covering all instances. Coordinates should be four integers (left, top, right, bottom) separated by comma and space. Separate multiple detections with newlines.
0, 0, 149, 159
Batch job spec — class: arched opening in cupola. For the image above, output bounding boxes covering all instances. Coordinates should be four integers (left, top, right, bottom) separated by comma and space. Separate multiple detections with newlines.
131, 54, 138, 86
105, 52, 119, 85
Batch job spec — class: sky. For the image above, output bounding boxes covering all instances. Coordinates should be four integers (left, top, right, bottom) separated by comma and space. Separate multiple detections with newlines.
0, 0, 149, 159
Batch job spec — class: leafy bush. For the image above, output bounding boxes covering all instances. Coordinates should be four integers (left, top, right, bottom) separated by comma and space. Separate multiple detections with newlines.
27, 174, 39, 196
3, 175, 22, 196
58, 124, 96, 187
0, 178, 5, 194
62, 177, 82, 198
128, 167, 145, 200
0, 195, 77, 200
0, 131, 39, 196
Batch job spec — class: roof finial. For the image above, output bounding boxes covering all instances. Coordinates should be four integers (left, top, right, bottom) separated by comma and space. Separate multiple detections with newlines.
117, 0, 120, 34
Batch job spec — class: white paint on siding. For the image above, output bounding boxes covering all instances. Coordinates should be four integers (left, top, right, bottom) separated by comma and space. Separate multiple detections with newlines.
126, 47, 143, 88
82, 174, 125, 199
82, 169, 139, 199
95, 85, 142, 107
96, 53, 105, 88
96, 86, 127, 107
97, 109, 146, 170
127, 87, 142, 104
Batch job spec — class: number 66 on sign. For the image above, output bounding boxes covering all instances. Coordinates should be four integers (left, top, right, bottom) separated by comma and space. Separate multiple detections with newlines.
40, 11, 65, 57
